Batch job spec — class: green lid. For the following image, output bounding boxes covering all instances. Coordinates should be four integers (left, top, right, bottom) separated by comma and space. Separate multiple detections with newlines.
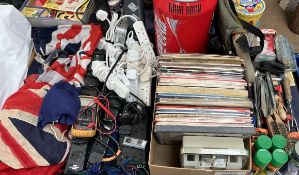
271, 135, 287, 150
255, 135, 272, 150
271, 149, 288, 168
254, 149, 272, 168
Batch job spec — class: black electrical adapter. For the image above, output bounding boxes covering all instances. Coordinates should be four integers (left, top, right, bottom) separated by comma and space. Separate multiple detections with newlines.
65, 138, 90, 175
86, 134, 110, 169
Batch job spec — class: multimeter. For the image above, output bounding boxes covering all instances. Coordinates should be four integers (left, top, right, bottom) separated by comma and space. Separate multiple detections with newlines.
71, 96, 98, 138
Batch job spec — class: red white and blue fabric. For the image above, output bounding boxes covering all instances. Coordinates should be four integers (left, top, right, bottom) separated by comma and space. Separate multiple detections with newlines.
0, 25, 102, 172
33, 24, 102, 87
0, 81, 69, 169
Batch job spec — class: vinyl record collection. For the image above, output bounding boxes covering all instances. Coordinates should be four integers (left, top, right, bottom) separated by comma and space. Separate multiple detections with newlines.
154, 54, 255, 144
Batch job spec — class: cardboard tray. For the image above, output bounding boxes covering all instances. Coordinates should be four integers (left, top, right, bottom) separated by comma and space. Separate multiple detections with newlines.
149, 134, 252, 175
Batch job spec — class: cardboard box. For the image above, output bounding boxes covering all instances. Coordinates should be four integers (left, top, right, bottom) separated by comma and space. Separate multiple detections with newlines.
149, 135, 252, 175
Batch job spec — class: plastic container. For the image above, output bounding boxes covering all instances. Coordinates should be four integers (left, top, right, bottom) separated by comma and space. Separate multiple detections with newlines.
153, 0, 217, 55
253, 149, 272, 170
271, 135, 287, 150
255, 135, 272, 150
268, 149, 288, 172
234, 0, 266, 26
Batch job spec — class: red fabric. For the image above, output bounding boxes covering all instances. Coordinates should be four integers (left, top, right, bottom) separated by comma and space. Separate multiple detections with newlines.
56, 25, 83, 50
24, 74, 40, 84
2, 82, 47, 116
0, 82, 69, 169
48, 56, 77, 78
0, 122, 37, 168
0, 162, 64, 175
3, 89, 44, 116
83, 25, 102, 56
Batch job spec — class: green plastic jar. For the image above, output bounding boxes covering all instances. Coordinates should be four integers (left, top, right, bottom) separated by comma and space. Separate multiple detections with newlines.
271, 135, 287, 150
270, 149, 288, 168
254, 149, 272, 169
255, 135, 272, 150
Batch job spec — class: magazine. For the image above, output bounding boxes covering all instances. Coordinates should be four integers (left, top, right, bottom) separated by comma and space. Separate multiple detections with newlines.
43, 0, 90, 13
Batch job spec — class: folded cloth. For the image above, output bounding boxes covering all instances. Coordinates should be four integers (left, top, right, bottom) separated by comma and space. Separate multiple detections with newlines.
32, 25, 102, 87
38, 81, 81, 129
0, 82, 70, 169
32, 25, 101, 57
36, 51, 93, 87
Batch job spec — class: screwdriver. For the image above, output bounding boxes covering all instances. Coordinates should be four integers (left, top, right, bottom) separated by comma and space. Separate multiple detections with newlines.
282, 78, 298, 132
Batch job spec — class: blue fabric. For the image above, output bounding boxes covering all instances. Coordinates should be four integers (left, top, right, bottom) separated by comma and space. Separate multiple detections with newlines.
9, 117, 67, 164
27, 60, 44, 76
32, 27, 56, 56
38, 81, 81, 129
32, 26, 82, 56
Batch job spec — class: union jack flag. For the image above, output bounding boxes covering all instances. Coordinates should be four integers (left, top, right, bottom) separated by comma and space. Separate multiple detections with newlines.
0, 24, 102, 172
33, 24, 102, 87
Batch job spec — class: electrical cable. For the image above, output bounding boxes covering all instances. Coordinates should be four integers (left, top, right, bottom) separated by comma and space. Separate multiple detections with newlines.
124, 31, 149, 76
50, 122, 67, 142
95, 137, 130, 175
121, 158, 149, 175
137, 166, 150, 175
94, 97, 115, 120
101, 50, 126, 94
108, 134, 120, 148
93, 97, 117, 135
77, 95, 116, 135
95, 137, 120, 162
96, 11, 156, 103
95, 96, 116, 135
113, 43, 125, 48
126, 165, 139, 171
105, 13, 138, 42
121, 101, 146, 125
129, 92, 147, 107
115, 15, 138, 28
75, 0, 90, 24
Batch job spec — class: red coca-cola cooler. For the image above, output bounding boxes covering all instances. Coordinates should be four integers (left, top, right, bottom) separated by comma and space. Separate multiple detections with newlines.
153, 0, 217, 55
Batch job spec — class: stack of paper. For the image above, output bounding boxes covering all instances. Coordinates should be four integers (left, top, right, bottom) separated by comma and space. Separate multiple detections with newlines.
154, 54, 255, 144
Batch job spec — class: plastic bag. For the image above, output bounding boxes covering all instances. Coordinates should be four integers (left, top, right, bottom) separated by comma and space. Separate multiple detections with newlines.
0, 5, 33, 109
255, 29, 277, 62
275, 35, 298, 72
